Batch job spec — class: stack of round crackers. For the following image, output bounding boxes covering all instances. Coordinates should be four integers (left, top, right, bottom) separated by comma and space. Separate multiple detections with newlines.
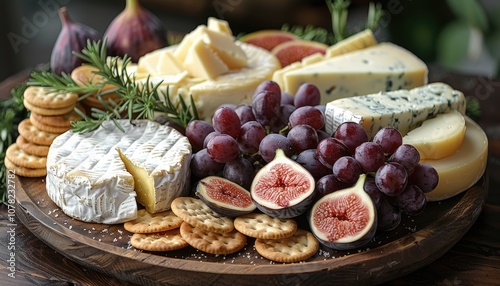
126, 197, 319, 263
4, 86, 80, 177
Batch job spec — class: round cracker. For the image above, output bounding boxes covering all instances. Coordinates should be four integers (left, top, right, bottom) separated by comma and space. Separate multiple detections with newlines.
130, 228, 188, 252
29, 115, 71, 134
23, 86, 78, 109
18, 118, 61, 146
234, 213, 297, 239
6, 143, 47, 169
255, 229, 319, 263
124, 209, 183, 234
4, 156, 47, 178
180, 222, 246, 255
24, 99, 75, 116
171, 197, 234, 234
16, 135, 49, 157
30, 109, 81, 128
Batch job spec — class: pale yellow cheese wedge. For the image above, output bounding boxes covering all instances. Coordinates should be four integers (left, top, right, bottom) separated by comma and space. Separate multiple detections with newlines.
423, 116, 488, 201
137, 49, 184, 76
403, 110, 466, 160
202, 28, 247, 69
207, 17, 232, 36
183, 38, 229, 80
326, 29, 377, 58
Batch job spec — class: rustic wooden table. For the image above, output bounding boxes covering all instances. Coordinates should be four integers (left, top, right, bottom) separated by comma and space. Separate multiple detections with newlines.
1, 68, 499, 285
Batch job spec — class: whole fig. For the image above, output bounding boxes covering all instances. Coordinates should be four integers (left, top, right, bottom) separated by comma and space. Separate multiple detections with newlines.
50, 7, 102, 75
104, 0, 168, 62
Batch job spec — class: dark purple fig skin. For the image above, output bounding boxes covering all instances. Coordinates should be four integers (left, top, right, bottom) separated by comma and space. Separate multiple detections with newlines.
50, 7, 102, 75
253, 190, 315, 219
104, 0, 168, 62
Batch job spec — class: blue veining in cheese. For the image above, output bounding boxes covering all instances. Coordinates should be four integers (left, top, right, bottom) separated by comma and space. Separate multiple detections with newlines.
324, 82, 467, 138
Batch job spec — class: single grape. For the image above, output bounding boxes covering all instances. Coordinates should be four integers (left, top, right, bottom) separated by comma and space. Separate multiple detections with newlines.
206, 134, 240, 163
333, 122, 369, 154
363, 176, 383, 208
332, 156, 363, 184
316, 137, 349, 169
223, 157, 254, 189
408, 163, 439, 193
234, 104, 256, 125
253, 80, 281, 101
295, 149, 332, 181
377, 197, 402, 231
389, 144, 420, 173
288, 106, 324, 130
274, 104, 296, 132
216, 103, 237, 110
185, 120, 215, 151
294, 83, 321, 107
191, 148, 225, 178
355, 141, 386, 173
237, 121, 266, 154
203, 131, 220, 149
372, 127, 403, 156
287, 124, 318, 153
315, 105, 326, 117
281, 91, 294, 105
259, 133, 294, 162
396, 184, 427, 216
375, 162, 408, 196
316, 130, 331, 142
315, 174, 352, 200
252, 90, 281, 127
212, 106, 241, 138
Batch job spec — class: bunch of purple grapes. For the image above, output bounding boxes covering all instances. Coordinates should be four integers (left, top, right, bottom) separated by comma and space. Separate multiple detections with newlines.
184, 80, 439, 232
315, 123, 439, 232
185, 80, 329, 189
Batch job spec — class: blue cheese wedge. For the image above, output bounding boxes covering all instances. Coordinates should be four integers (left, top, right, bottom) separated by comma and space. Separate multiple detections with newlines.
280, 42, 428, 104
46, 120, 192, 224
324, 82, 467, 139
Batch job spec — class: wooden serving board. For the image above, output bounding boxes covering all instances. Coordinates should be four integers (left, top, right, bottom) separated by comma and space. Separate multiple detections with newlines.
14, 174, 487, 286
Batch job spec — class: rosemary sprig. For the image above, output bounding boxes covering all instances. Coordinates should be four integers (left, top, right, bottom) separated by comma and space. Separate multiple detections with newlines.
282, 0, 384, 45
29, 39, 198, 133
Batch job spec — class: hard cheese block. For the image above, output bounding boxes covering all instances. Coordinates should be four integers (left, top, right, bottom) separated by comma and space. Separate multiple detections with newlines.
423, 116, 488, 201
324, 82, 467, 138
281, 42, 428, 104
46, 120, 192, 224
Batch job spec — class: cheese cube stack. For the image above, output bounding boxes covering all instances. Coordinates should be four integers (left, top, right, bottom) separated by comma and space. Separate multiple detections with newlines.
46, 120, 192, 224
324, 82, 467, 139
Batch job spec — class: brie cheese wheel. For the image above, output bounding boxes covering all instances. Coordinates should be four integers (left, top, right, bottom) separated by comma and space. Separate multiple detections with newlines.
46, 120, 192, 224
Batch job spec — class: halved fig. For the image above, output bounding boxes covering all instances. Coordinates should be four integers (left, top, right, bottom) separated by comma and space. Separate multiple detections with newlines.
250, 149, 315, 218
195, 176, 256, 217
309, 174, 377, 250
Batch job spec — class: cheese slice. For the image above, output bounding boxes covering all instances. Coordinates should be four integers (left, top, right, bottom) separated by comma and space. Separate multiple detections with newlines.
403, 110, 466, 160
183, 38, 230, 80
324, 82, 467, 139
137, 49, 184, 77
202, 28, 247, 69
281, 43, 428, 104
326, 29, 377, 58
207, 17, 232, 36
423, 116, 488, 201
46, 120, 192, 224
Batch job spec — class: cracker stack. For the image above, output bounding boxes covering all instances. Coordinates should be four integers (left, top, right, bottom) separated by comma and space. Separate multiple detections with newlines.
4, 86, 80, 177
126, 197, 319, 263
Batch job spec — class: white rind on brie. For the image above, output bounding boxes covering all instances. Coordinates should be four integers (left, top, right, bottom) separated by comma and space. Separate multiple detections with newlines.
46, 120, 192, 224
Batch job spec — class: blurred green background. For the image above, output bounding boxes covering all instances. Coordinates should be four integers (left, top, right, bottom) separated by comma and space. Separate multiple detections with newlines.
1, 0, 499, 83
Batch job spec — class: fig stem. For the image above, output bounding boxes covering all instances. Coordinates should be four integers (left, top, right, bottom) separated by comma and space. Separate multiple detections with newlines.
58, 7, 71, 25
354, 173, 367, 190
125, 0, 141, 13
